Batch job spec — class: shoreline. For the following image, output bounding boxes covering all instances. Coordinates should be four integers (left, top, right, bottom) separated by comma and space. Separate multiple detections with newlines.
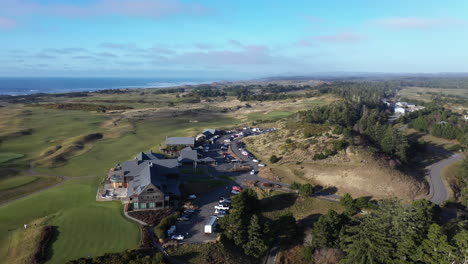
0, 78, 220, 97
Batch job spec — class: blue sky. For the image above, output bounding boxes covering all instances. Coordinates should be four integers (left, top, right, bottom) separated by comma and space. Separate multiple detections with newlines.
1, 0, 467, 78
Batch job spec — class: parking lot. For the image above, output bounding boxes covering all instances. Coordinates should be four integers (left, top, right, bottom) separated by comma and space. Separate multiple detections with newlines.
170, 127, 286, 243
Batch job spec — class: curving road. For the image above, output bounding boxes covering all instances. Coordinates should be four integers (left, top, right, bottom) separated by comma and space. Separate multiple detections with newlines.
428, 152, 464, 205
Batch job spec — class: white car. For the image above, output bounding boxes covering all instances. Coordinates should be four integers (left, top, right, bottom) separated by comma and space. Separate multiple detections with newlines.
171, 235, 185, 240
214, 205, 230, 210
231, 190, 241, 195
188, 194, 197, 199
258, 163, 266, 167
250, 170, 256, 175
252, 159, 259, 163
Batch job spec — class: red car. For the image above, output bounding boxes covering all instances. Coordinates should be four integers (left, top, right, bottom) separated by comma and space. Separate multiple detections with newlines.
232, 186, 242, 191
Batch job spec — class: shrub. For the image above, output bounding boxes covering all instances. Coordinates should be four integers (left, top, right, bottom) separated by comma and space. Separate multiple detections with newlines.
270, 155, 281, 163
290, 182, 301, 190
299, 183, 314, 196
155, 213, 179, 240
300, 246, 314, 261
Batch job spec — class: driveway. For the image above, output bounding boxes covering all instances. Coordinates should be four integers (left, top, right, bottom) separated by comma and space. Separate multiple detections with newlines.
428, 152, 464, 204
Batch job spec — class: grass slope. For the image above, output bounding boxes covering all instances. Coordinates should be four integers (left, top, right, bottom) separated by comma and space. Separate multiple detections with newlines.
0, 178, 140, 264
0, 175, 62, 204
0, 175, 37, 191
247, 111, 292, 121
0, 153, 24, 164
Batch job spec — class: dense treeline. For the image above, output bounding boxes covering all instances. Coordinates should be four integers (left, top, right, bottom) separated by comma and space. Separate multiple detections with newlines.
297, 102, 410, 161
66, 249, 165, 264
304, 198, 468, 264
398, 77, 468, 89
405, 106, 468, 145
357, 106, 410, 161
27, 103, 133, 112
316, 81, 398, 106
218, 189, 300, 259
218, 189, 271, 258
152, 88, 185, 94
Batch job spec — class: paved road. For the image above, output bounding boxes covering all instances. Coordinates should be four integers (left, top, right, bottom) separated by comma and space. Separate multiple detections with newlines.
428, 152, 464, 204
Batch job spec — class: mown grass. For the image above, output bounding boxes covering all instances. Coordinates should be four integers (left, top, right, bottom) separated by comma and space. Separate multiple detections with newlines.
0, 153, 24, 164
0, 105, 241, 263
247, 111, 292, 121
0, 175, 62, 204
34, 115, 239, 177
0, 175, 38, 191
0, 177, 140, 264
0, 108, 108, 168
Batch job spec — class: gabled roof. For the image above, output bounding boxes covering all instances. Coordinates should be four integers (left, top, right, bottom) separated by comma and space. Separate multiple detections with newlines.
203, 129, 218, 136
138, 164, 167, 192
136, 152, 150, 161
178, 147, 199, 162
166, 137, 195, 145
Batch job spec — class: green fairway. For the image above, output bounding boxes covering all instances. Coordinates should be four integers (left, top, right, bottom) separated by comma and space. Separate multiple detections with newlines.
247, 111, 292, 121
0, 175, 37, 190
1, 108, 108, 167
0, 177, 140, 264
35, 116, 239, 177
0, 153, 24, 164
0, 107, 240, 263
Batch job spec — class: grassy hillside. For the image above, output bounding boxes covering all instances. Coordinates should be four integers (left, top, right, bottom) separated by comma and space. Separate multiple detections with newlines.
0, 177, 140, 264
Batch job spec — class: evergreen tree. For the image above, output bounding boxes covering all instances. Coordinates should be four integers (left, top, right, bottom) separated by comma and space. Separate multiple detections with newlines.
311, 210, 346, 249
243, 215, 269, 258
417, 224, 456, 264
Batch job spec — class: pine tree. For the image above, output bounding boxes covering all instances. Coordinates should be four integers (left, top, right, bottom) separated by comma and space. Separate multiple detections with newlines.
243, 215, 269, 258
417, 224, 456, 264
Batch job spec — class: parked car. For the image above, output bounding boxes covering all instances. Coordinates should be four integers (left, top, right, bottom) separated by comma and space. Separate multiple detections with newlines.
231, 190, 241, 195
214, 204, 230, 210
219, 197, 232, 203
258, 163, 266, 167
250, 169, 256, 175
184, 209, 195, 214
215, 209, 228, 215
232, 186, 242, 191
252, 159, 259, 163
167, 225, 176, 237
188, 194, 197, 199
171, 234, 185, 240
177, 216, 190, 221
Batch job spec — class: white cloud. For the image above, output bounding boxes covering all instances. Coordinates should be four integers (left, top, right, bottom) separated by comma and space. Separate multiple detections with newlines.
373, 17, 464, 30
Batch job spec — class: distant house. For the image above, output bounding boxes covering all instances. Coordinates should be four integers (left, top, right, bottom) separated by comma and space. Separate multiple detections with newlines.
396, 102, 408, 107
177, 147, 216, 166
165, 137, 195, 147
110, 151, 181, 210
395, 107, 406, 114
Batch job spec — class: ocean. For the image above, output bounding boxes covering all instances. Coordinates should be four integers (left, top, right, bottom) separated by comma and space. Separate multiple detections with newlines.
0, 77, 217, 95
